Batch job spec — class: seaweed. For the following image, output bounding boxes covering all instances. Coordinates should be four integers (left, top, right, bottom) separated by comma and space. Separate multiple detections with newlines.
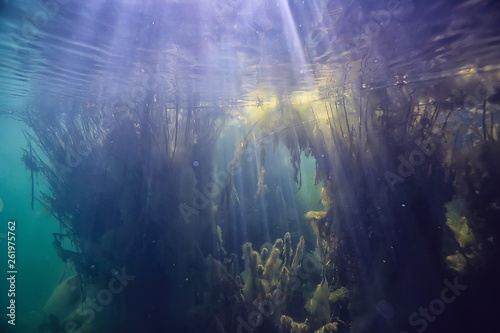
305, 280, 331, 329
10, 54, 500, 332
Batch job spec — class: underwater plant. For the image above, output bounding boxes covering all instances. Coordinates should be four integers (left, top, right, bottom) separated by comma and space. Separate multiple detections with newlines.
238, 228, 349, 333
236, 72, 500, 331
446, 116, 500, 316
19, 69, 499, 333
305, 280, 331, 329
19, 93, 238, 332
7, 7, 499, 326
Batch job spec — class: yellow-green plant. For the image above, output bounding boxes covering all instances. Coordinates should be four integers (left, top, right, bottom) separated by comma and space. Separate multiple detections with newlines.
305, 280, 331, 329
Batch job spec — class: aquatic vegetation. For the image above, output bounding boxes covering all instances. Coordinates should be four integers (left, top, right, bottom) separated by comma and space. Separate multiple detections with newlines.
6, 14, 498, 328
239, 229, 347, 333
447, 216, 475, 249
305, 210, 332, 267
329, 287, 348, 304
443, 200, 477, 273
17, 94, 236, 332
241, 242, 264, 301
448, 129, 500, 280
263, 241, 283, 283
238, 79, 489, 331
21, 141, 40, 209
280, 281, 343, 333
316, 322, 339, 333
280, 315, 309, 333
290, 235, 305, 275
305, 280, 331, 329
238, 231, 346, 333
21, 75, 499, 332
241, 235, 301, 303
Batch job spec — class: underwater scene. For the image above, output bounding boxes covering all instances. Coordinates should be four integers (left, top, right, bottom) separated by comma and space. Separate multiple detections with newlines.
1, 0, 500, 332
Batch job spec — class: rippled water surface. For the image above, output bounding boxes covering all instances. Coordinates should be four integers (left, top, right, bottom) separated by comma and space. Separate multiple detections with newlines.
1, 0, 499, 109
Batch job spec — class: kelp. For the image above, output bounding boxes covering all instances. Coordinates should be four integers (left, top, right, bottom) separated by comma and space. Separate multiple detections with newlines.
450, 127, 500, 270
237, 76, 499, 331
8, 49, 500, 333
239, 232, 346, 333
18, 91, 235, 332
305, 280, 331, 329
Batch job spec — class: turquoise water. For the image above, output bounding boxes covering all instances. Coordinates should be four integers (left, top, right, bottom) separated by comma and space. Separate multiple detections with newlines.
0, 118, 66, 332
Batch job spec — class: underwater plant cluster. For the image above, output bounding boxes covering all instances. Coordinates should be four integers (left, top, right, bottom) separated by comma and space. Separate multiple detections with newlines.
17, 67, 500, 332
